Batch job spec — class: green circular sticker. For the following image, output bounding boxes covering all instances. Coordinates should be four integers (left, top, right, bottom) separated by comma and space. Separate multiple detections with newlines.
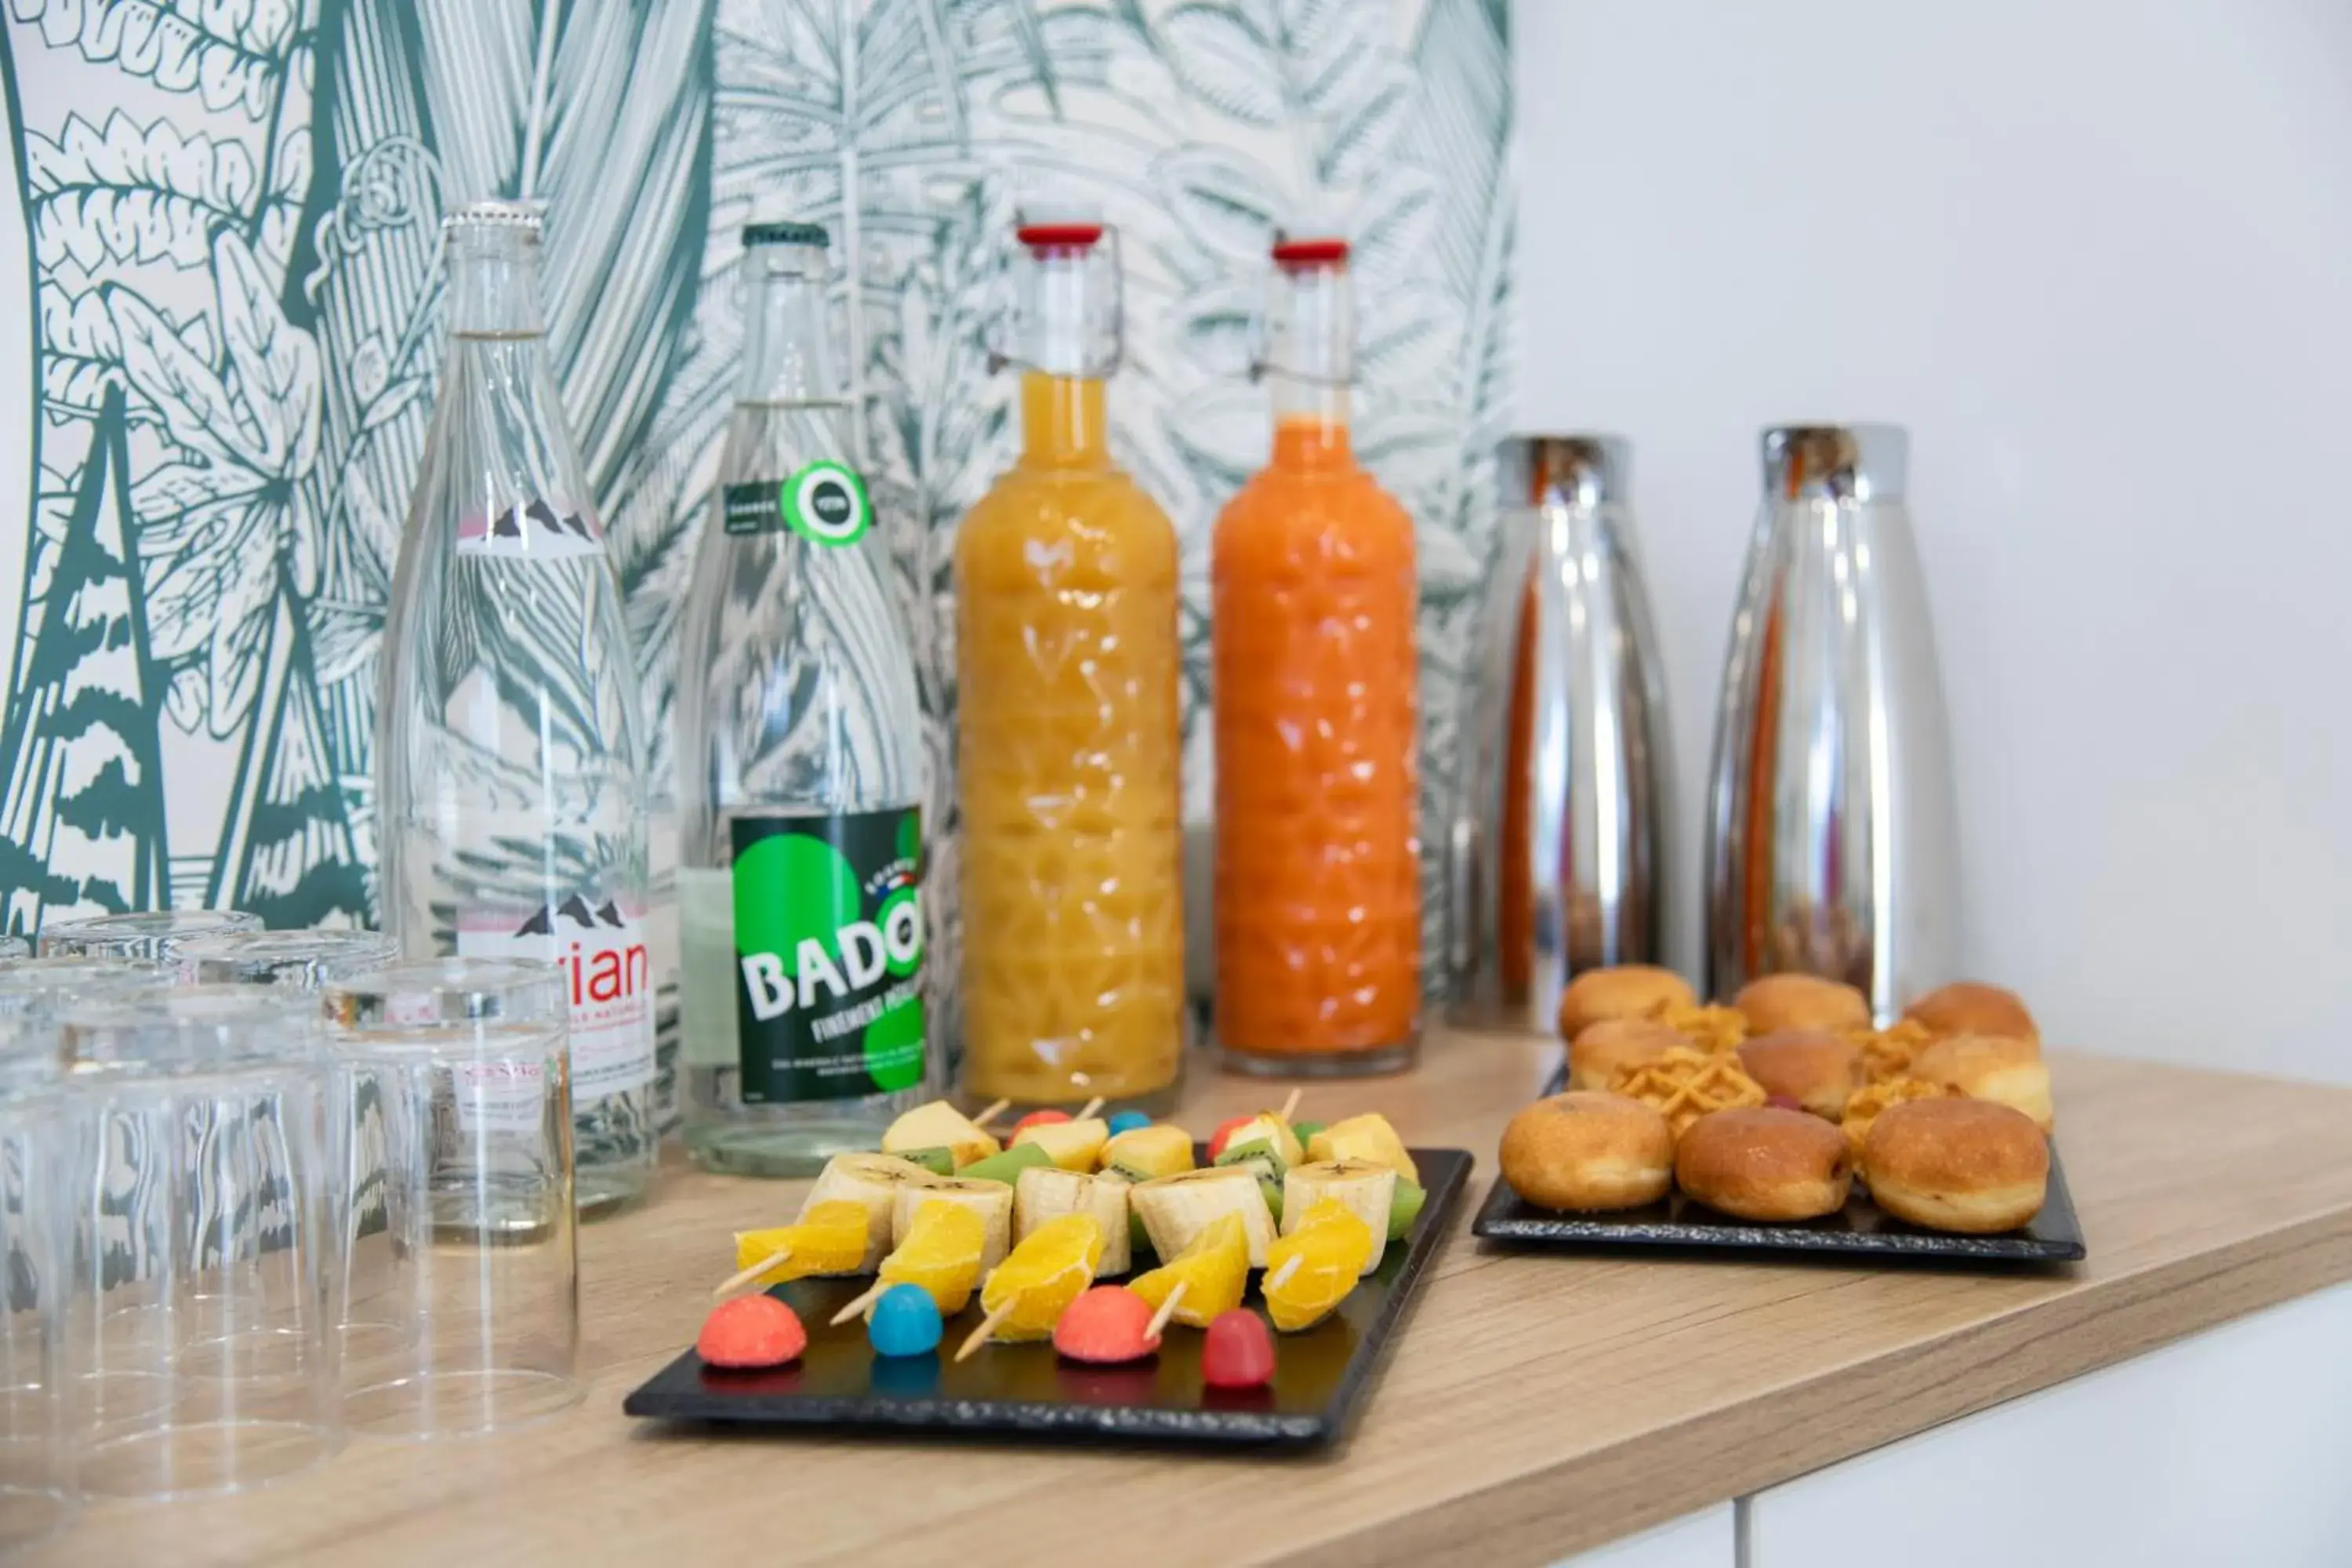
732, 833, 860, 962
781, 461, 872, 546
863, 997, 926, 1091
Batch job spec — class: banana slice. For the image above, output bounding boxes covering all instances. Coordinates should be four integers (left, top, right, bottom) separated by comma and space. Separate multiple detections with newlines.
1014, 1166, 1131, 1276
1282, 1158, 1397, 1276
891, 1174, 1014, 1272
1131, 1166, 1277, 1268
803, 1152, 938, 1271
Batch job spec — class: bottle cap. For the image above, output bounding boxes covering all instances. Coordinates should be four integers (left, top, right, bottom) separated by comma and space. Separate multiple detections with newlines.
442, 199, 545, 235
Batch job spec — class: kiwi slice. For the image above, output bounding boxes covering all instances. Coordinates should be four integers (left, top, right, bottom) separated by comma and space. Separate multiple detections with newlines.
958, 1142, 1053, 1185
895, 1145, 956, 1178
1387, 1178, 1427, 1241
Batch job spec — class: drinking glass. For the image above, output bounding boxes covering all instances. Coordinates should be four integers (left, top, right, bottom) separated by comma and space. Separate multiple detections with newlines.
0, 1016, 70, 1552
0, 958, 172, 1029
177, 929, 402, 991
0, 938, 26, 960
321, 960, 580, 1437
38, 909, 263, 964
53, 985, 339, 1498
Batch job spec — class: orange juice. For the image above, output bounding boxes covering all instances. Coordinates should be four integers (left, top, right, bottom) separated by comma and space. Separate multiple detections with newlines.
1211, 238, 1420, 1073
954, 223, 1184, 1109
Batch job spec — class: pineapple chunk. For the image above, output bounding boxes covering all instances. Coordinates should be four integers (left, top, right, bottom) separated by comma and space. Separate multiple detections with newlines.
1305, 1113, 1417, 1185
1010, 1116, 1110, 1172
882, 1100, 1001, 1170
1225, 1112, 1304, 1170
1102, 1123, 1195, 1181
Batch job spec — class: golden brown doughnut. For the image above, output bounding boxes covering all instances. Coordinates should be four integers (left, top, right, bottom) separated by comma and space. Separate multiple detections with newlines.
1733, 972, 1872, 1034
1911, 1034, 2053, 1132
1555, 965, 1696, 1042
1567, 1018, 1685, 1092
1862, 1097, 2049, 1233
1840, 1076, 1960, 1163
1674, 1107, 1853, 1222
1904, 981, 2040, 1045
1736, 1029, 1862, 1120
1499, 1091, 1674, 1211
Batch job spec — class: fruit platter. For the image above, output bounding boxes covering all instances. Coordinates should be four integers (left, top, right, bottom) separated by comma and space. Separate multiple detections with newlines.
623, 1097, 1471, 1447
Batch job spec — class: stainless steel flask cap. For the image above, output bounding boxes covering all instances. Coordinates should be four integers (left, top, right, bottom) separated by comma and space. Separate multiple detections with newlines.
1499, 434, 1631, 512
1760, 423, 1907, 503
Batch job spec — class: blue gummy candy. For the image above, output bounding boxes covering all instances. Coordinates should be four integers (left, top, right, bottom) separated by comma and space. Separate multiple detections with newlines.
868, 1283, 943, 1358
1106, 1110, 1152, 1136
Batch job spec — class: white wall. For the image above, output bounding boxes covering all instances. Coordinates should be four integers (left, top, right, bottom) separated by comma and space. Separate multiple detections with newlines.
1512, 0, 2352, 1082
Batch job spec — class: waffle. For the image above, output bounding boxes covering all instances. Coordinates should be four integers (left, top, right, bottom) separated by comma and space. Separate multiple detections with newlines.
1608, 1047, 1767, 1138
1840, 1075, 1960, 1162
1844, 1019, 1935, 1084
1652, 1002, 1748, 1054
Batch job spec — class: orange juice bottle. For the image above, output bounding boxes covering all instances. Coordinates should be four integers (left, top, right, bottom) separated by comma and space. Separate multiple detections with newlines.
953, 220, 1185, 1112
1212, 236, 1421, 1075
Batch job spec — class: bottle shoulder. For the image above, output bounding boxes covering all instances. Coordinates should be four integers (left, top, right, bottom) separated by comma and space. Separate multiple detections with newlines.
1213, 461, 1417, 564
956, 463, 1179, 582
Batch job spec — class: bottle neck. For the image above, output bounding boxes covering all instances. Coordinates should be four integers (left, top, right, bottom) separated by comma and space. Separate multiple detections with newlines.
1019, 371, 1109, 468
737, 245, 836, 403
1267, 261, 1352, 461
447, 231, 546, 339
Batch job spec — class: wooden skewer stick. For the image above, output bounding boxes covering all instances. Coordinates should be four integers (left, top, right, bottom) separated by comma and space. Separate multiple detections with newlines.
956, 1298, 1016, 1363
1265, 1255, 1302, 1293
713, 1246, 792, 1300
1075, 1097, 1105, 1121
829, 1278, 889, 1326
1278, 1087, 1303, 1124
1144, 1280, 1187, 1341
969, 1098, 1012, 1132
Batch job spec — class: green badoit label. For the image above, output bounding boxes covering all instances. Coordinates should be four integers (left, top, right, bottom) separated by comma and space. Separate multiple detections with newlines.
730, 807, 926, 1103
722, 463, 873, 545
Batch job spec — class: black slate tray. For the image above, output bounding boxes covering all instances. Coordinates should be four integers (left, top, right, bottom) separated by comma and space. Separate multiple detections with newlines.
623, 1145, 1471, 1448
1472, 1067, 2085, 1264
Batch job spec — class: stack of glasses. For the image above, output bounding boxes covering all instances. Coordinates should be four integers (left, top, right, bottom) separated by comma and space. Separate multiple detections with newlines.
0, 914, 590, 1552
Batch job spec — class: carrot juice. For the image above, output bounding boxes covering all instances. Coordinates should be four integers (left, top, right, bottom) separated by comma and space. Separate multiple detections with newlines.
1212, 237, 1421, 1073
954, 221, 1185, 1110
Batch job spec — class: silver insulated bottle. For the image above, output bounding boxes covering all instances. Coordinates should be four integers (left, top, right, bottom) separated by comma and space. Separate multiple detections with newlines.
1704, 424, 1958, 1018
1453, 435, 1671, 1033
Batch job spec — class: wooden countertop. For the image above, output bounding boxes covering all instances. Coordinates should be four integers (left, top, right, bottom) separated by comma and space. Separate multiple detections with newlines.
48, 1033, 2352, 1567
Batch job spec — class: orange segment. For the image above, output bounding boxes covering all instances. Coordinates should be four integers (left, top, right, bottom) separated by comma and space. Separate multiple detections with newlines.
880, 1200, 987, 1315
1261, 1200, 1373, 1332
978, 1213, 1103, 1339
732, 1200, 872, 1286
1130, 1213, 1248, 1328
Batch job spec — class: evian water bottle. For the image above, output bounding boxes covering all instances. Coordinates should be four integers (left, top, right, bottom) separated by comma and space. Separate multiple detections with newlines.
377, 200, 659, 1216
675, 220, 930, 1176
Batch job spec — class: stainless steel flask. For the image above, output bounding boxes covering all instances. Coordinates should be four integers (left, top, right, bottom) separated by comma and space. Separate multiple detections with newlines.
1703, 423, 1958, 1018
1453, 435, 1671, 1033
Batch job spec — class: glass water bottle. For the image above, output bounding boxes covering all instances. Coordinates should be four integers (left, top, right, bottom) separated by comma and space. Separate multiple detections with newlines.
954, 217, 1185, 1113
675, 223, 930, 1177
377, 200, 658, 1218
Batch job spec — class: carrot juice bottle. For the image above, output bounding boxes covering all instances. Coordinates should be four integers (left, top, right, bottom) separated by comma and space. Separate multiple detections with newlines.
1212, 236, 1421, 1075
953, 219, 1185, 1112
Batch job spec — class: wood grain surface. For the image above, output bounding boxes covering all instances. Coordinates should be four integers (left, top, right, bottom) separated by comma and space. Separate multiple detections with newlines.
43, 1033, 2352, 1568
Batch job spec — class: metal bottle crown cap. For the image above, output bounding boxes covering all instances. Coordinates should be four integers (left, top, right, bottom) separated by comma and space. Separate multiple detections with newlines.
1761, 423, 1907, 503
1497, 434, 1631, 510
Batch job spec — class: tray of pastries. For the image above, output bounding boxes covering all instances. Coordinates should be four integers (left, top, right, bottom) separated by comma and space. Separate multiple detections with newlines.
1474, 969, 2085, 1263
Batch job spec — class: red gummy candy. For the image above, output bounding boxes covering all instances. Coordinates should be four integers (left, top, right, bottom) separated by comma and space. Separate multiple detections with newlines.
1205, 1114, 1256, 1162
697, 1295, 807, 1369
1053, 1285, 1159, 1364
1012, 1108, 1072, 1134
1201, 1309, 1276, 1389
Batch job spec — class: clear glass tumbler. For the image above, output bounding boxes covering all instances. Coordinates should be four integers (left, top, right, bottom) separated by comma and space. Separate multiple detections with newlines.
0, 1016, 71, 1552
0, 958, 172, 1029
53, 985, 339, 1498
37, 909, 263, 964
0, 938, 26, 960
321, 959, 581, 1438
176, 929, 402, 991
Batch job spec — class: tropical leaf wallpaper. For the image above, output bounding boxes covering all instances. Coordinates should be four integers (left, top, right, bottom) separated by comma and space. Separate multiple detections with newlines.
0, 0, 1513, 1055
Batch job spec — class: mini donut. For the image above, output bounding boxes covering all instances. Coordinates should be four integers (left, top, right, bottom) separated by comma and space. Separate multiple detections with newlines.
1736, 1029, 1862, 1120
1674, 1107, 1853, 1222
1863, 1097, 2049, 1233
1904, 981, 2040, 1045
1568, 1018, 1685, 1092
1733, 973, 1872, 1035
1840, 1076, 1959, 1163
1500, 1091, 1674, 1212
1555, 965, 1696, 1043
1911, 1034, 2053, 1133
